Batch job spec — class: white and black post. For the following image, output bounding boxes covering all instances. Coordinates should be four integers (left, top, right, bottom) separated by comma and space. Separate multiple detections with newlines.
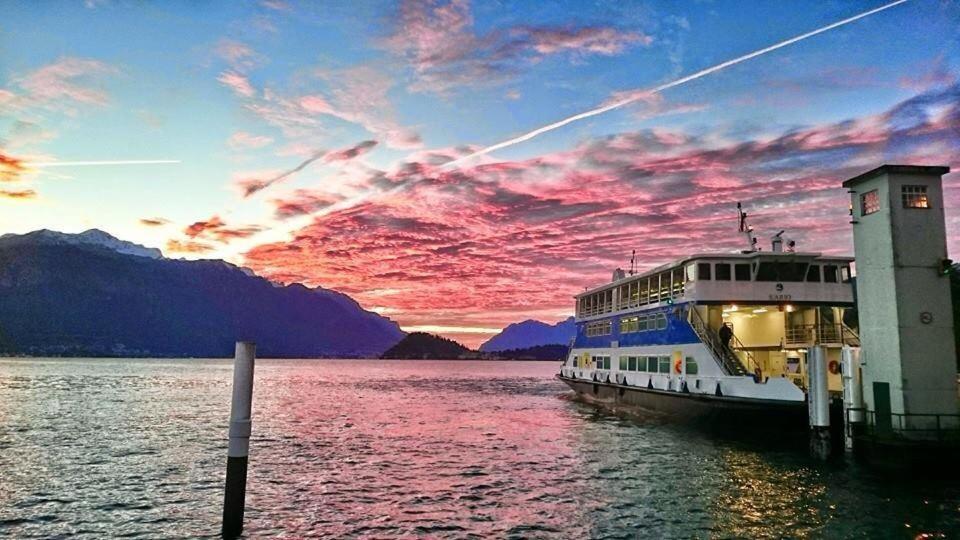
807, 345, 831, 459
222, 341, 255, 538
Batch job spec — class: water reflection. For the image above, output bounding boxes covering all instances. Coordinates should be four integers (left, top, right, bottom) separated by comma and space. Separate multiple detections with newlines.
0, 358, 957, 538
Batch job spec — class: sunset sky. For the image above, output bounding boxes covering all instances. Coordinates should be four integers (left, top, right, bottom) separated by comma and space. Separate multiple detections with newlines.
1, 0, 958, 347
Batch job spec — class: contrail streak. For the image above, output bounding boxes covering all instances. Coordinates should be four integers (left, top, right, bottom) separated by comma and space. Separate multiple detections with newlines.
30, 160, 181, 167
441, 0, 909, 170
220, 0, 909, 259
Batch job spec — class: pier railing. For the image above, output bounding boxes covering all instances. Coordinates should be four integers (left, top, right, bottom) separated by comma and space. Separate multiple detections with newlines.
845, 407, 960, 443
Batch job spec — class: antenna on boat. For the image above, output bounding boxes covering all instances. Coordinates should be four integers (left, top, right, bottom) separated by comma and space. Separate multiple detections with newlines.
772, 230, 785, 252
629, 250, 636, 275
737, 202, 759, 253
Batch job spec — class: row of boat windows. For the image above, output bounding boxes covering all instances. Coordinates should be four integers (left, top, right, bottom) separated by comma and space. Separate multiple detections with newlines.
620, 313, 668, 334
578, 269, 686, 317
575, 355, 699, 375
585, 320, 613, 337
584, 313, 668, 337
577, 260, 853, 317
696, 262, 846, 283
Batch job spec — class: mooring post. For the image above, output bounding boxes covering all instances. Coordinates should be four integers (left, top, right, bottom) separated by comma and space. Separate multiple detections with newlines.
222, 341, 255, 538
807, 345, 831, 459
840, 346, 864, 450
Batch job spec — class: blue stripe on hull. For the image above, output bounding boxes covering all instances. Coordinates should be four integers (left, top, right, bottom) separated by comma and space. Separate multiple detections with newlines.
573, 304, 700, 349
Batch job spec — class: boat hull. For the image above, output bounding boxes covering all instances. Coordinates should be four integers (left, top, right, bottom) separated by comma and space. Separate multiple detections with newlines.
557, 374, 809, 425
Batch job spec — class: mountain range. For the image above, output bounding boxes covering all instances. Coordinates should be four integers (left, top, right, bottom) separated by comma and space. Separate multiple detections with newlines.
0, 229, 404, 358
478, 317, 575, 352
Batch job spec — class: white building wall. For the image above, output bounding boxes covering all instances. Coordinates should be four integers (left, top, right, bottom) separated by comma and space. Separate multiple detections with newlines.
846, 166, 958, 418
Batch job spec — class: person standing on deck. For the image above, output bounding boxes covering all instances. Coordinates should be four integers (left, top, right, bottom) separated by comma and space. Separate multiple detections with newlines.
719, 323, 733, 350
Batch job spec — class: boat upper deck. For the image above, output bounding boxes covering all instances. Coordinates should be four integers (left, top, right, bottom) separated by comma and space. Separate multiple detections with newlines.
575, 251, 854, 321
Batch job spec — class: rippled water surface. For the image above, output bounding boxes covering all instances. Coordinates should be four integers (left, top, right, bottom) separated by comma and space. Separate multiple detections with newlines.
1, 358, 958, 538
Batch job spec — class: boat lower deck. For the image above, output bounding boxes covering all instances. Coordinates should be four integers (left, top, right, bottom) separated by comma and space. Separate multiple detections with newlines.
558, 373, 811, 425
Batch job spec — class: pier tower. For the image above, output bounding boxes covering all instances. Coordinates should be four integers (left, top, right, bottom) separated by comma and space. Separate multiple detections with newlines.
843, 165, 958, 429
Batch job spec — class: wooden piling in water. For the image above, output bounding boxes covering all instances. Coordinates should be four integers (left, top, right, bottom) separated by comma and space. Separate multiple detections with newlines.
222, 341, 255, 538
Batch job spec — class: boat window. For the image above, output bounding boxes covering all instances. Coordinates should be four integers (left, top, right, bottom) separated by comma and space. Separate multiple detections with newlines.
619, 356, 628, 370
715, 263, 732, 281
659, 272, 671, 302
648, 276, 659, 304
841, 264, 852, 283
620, 316, 640, 334
656, 313, 668, 330
586, 320, 612, 337
658, 356, 671, 374
697, 262, 711, 280
646, 356, 658, 373
592, 356, 611, 370
638, 279, 649, 306
628, 357, 637, 371
673, 268, 684, 297
685, 357, 698, 375
824, 265, 838, 283
734, 264, 751, 281
806, 264, 821, 282
686, 263, 696, 282
756, 261, 809, 282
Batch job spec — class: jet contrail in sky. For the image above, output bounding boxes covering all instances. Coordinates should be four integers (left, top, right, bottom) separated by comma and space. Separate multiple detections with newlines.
219, 0, 910, 260
30, 160, 181, 167
440, 0, 910, 170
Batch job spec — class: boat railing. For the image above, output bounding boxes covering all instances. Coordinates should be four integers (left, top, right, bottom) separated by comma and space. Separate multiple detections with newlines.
686, 307, 752, 377
784, 324, 861, 347
728, 332, 761, 375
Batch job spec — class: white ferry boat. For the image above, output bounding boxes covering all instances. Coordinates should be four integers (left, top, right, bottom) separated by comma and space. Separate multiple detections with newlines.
558, 207, 859, 421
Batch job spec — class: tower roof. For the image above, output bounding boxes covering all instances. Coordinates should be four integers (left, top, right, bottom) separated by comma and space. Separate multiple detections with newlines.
842, 164, 950, 188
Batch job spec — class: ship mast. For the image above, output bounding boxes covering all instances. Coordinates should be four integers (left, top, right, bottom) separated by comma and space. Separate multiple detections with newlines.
737, 202, 758, 253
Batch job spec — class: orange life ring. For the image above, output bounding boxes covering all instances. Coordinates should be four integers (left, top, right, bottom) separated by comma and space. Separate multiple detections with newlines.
674, 357, 683, 374
828, 360, 840, 375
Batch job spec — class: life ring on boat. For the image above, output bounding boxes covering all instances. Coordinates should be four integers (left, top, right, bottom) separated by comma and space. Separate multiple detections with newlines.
828, 360, 840, 375
674, 357, 682, 374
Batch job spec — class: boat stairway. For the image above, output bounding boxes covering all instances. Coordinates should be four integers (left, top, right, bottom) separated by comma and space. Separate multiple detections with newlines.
686, 308, 752, 377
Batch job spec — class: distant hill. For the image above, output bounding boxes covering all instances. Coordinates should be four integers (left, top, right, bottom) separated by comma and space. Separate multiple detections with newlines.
381, 332, 474, 359
479, 317, 575, 352
0, 229, 405, 358
489, 344, 568, 361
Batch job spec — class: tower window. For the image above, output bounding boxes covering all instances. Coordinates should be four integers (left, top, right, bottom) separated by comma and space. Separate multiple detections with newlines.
902, 185, 929, 209
861, 190, 880, 215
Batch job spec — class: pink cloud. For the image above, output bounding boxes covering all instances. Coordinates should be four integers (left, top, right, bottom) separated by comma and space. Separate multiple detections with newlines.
166, 239, 215, 254
234, 67, 422, 149
228, 131, 274, 150
214, 40, 263, 72
524, 26, 652, 55
242, 83, 960, 344
382, 0, 653, 94
0, 188, 37, 200
9, 57, 118, 115
0, 151, 27, 182
182, 215, 264, 244
218, 71, 255, 98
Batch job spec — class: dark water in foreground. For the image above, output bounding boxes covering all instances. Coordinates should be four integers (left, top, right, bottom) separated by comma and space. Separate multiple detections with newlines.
0, 359, 958, 538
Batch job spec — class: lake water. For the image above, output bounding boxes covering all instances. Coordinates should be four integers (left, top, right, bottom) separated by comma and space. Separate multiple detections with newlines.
0, 358, 958, 538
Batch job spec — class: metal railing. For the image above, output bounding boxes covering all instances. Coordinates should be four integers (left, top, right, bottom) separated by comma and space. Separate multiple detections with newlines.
783, 324, 861, 347
686, 307, 756, 377
845, 407, 960, 443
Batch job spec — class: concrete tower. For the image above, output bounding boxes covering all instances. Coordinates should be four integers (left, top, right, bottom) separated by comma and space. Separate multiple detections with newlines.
844, 165, 958, 429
